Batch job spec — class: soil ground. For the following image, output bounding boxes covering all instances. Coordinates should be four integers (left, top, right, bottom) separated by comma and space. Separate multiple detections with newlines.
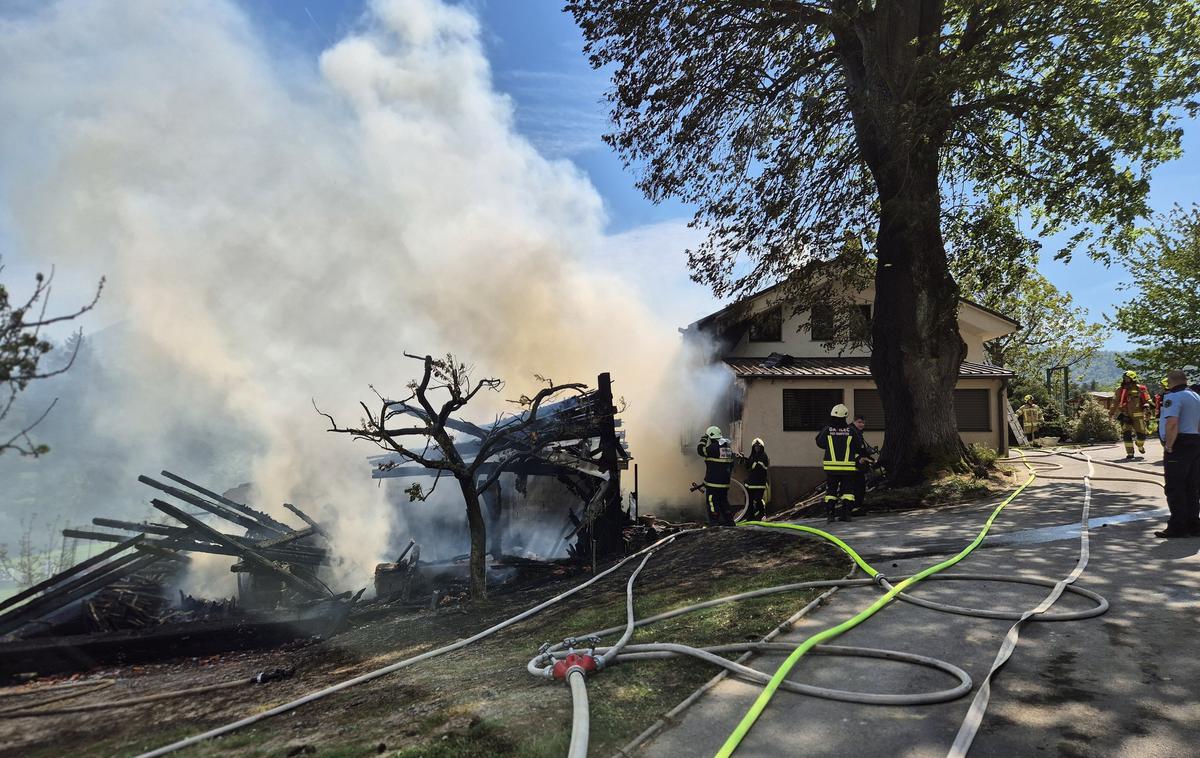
0, 528, 844, 757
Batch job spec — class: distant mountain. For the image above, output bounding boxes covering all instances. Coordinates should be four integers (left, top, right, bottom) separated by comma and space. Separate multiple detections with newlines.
1074, 351, 1127, 389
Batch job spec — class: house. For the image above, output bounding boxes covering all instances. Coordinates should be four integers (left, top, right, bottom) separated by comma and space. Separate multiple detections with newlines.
680, 283, 1020, 505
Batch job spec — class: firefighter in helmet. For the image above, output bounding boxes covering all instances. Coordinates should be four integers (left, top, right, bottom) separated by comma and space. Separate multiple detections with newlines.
742, 438, 769, 522
697, 426, 736, 526
816, 403, 863, 523
1016, 394, 1044, 444
1113, 370, 1153, 459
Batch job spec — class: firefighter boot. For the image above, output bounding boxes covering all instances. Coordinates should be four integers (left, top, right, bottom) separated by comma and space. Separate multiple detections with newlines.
825, 498, 836, 523
838, 498, 853, 523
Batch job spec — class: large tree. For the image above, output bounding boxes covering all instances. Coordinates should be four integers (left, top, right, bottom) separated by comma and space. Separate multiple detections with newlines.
568, 0, 1200, 483
1112, 204, 1200, 375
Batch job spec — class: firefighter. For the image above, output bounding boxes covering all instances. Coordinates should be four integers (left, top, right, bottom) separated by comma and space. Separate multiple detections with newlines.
1155, 377, 1169, 414
1016, 395, 1043, 443
1112, 370, 1153, 459
849, 414, 879, 512
742, 438, 769, 522
697, 425, 736, 526
816, 404, 863, 523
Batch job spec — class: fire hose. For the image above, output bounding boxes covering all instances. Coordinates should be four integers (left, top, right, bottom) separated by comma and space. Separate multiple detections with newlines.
528, 448, 1156, 757
132, 446, 1156, 757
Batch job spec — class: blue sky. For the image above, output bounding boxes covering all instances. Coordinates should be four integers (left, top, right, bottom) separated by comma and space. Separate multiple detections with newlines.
237, 1, 1200, 348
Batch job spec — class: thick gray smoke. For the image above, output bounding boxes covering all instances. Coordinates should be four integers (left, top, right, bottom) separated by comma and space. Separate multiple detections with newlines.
0, 0, 725, 593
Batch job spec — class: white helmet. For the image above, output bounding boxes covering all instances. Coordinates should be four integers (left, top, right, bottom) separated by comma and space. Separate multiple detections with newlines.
706, 426, 723, 439
830, 404, 849, 419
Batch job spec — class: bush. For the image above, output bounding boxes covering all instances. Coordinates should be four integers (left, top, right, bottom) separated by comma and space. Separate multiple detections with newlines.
1068, 397, 1121, 442
969, 443, 1000, 469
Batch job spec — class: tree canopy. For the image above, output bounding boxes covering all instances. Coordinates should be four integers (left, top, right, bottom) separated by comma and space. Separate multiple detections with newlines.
1113, 204, 1200, 376
569, 1, 1200, 292
569, 0, 1200, 486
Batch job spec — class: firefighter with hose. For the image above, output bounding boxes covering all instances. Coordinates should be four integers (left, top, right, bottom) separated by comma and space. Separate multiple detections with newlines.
697, 426, 736, 526
816, 404, 863, 523
1112, 370, 1153, 459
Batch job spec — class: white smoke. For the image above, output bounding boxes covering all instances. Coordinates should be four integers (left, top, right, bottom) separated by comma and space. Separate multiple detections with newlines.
0, 0, 723, 593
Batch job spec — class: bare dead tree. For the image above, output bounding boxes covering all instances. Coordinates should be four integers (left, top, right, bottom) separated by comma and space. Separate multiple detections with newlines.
318, 353, 586, 599
1, 259, 105, 456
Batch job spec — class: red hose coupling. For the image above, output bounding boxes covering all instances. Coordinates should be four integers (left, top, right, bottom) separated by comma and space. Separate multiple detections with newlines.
552, 653, 598, 680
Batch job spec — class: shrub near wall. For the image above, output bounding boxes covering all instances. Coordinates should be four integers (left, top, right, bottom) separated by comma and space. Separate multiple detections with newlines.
1068, 397, 1122, 443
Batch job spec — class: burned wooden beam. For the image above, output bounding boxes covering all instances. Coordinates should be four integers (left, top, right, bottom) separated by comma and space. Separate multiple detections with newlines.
138, 475, 284, 537
159, 470, 295, 533
92, 517, 185, 539
62, 530, 328, 566
150, 499, 330, 599
282, 503, 329, 540
253, 526, 316, 550
0, 534, 146, 615
0, 551, 172, 637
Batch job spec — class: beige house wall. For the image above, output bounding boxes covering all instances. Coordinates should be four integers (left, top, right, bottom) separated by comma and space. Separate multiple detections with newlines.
737, 376, 1007, 468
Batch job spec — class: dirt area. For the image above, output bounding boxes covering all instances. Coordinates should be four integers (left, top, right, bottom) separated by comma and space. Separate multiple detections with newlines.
862, 462, 1023, 513
0, 528, 846, 757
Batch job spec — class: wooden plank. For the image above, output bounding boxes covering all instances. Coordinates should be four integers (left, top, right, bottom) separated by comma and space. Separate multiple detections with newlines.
159, 470, 295, 533
138, 475, 283, 536
254, 527, 316, 550
0, 553, 162, 637
63, 530, 327, 566
92, 518, 185, 538
150, 499, 329, 599
0, 534, 146, 614
282, 503, 329, 540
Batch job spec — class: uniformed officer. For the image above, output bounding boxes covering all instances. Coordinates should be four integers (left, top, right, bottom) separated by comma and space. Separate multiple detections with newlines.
697, 425, 736, 527
1155, 370, 1200, 538
1016, 395, 1043, 443
816, 404, 863, 523
742, 438, 769, 522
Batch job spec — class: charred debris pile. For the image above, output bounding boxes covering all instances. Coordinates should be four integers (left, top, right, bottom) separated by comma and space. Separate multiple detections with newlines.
0, 471, 355, 681
366, 372, 682, 605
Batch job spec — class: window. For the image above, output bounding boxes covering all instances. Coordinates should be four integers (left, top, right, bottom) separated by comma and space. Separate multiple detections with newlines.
810, 306, 835, 341
852, 389, 886, 430
783, 389, 844, 431
954, 389, 991, 432
748, 306, 783, 342
809, 304, 872, 342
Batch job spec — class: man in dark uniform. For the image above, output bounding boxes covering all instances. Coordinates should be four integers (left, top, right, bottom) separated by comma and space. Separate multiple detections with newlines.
849, 414, 878, 514
742, 437, 770, 521
816, 404, 863, 523
1155, 370, 1200, 538
697, 425, 736, 526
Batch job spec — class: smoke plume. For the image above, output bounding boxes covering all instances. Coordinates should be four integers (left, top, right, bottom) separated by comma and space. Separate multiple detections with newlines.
0, 0, 724, 592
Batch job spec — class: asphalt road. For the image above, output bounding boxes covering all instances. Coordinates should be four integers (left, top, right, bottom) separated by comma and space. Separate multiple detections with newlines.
639, 443, 1200, 758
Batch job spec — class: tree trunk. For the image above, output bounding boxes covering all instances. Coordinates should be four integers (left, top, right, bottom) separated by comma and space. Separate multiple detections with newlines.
840, 1, 969, 486
458, 476, 488, 599
869, 158, 969, 485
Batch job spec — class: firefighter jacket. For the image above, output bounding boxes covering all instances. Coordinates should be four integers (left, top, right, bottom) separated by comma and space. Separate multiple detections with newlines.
815, 424, 863, 473
1116, 383, 1152, 416
1017, 403, 1043, 426
745, 451, 770, 489
697, 437, 735, 488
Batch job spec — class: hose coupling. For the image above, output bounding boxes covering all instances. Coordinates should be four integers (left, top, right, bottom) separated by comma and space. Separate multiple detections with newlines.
872, 573, 889, 587
552, 652, 598, 681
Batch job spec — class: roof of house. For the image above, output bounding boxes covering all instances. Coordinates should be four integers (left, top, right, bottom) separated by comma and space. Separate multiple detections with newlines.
683, 282, 1022, 333
724, 355, 1015, 379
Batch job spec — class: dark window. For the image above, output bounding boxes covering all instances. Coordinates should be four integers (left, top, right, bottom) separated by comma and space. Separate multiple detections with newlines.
809, 304, 872, 342
810, 306, 835, 341
748, 306, 783, 342
852, 389, 886, 430
783, 389, 844, 431
955, 389, 991, 432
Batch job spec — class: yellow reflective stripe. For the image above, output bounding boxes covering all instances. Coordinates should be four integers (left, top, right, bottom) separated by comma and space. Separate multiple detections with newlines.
745, 485, 767, 490
703, 482, 730, 489
823, 464, 856, 471
704, 458, 733, 463
841, 494, 856, 502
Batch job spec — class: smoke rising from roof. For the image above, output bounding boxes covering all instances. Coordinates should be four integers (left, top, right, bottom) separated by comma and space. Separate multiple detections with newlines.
0, 0, 724, 590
